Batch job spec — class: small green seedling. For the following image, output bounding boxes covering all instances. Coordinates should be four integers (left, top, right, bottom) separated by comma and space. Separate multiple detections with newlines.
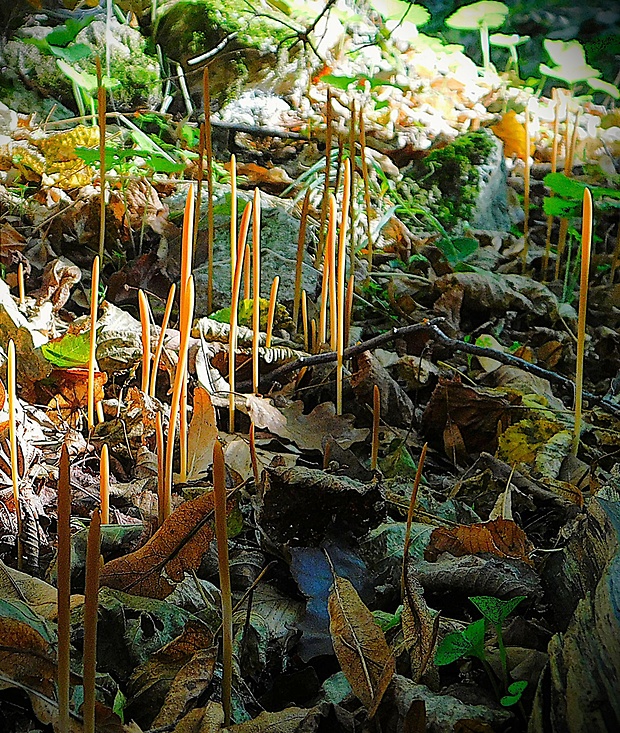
435, 595, 527, 707
445, 1, 509, 70
490, 32, 529, 78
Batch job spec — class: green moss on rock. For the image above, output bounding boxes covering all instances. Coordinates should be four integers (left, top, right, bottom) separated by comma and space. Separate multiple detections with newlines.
401, 129, 498, 230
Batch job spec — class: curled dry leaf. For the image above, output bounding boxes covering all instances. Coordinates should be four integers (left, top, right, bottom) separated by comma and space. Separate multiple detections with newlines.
45, 368, 106, 429
30, 257, 81, 312
328, 574, 395, 717
401, 559, 439, 684
101, 490, 230, 599
186, 386, 218, 481
424, 518, 534, 566
351, 351, 415, 428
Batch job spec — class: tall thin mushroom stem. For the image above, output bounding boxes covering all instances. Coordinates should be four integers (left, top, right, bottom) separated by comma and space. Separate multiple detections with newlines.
149, 283, 176, 397
57, 444, 71, 733
252, 188, 261, 394
7, 340, 21, 569
87, 256, 100, 431
82, 508, 101, 733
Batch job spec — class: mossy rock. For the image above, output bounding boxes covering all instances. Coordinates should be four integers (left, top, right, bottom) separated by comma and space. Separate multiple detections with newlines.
154, 0, 307, 105
2, 17, 161, 113
399, 128, 511, 232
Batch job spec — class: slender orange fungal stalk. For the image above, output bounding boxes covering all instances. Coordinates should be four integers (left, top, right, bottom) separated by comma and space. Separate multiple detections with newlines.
17, 263, 25, 305
138, 289, 151, 394
149, 283, 176, 397
82, 508, 101, 733
212, 441, 233, 727
100, 444, 109, 524
371, 384, 380, 471
156, 412, 165, 527
7, 340, 21, 568
252, 188, 261, 394
57, 443, 71, 733
293, 190, 310, 328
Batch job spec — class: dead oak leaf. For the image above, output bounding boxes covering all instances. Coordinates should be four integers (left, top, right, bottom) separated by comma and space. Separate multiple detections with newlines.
248, 399, 368, 453
100, 490, 231, 599
424, 518, 534, 566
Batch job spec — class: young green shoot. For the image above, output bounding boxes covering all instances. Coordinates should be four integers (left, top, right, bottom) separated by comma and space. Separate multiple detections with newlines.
266, 276, 279, 349
149, 283, 176, 397
164, 276, 195, 519
212, 440, 233, 726
293, 189, 310, 329
138, 290, 151, 395
100, 444, 109, 524
57, 443, 72, 733
573, 187, 592, 456
87, 256, 99, 431
229, 203, 251, 432
359, 108, 373, 277
543, 88, 560, 280
82, 507, 101, 733
253, 188, 261, 394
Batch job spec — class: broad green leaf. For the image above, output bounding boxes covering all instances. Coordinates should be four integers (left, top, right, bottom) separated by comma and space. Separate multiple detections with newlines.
46, 16, 94, 47
543, 196, 579, 217
321, 74, 360, 90
588, 77, 620, 99
56, 59, 98, 94
490, 33, 529, 47
41, 331, 91, 368
373, 606, 402, 632
49, 43, 93, 64
445, 1, 508, 30
372, 0, 429, 24
544, 173, 620, 201
469, 595, 525, 625
500, 679, 528, 707
434, 618, 486, 665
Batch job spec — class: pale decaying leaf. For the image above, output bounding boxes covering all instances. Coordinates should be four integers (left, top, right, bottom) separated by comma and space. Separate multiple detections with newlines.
247, 398, 368, 453
223, 707, 314, 732
187, 386, 218, 480
172, 702, 224, 733
30, 257, 81, 312
96, 301, 143, 372
221, 434, 297, 483
328, 574, 395, 717
401, 560, 439, 683
0, 560, 58, 620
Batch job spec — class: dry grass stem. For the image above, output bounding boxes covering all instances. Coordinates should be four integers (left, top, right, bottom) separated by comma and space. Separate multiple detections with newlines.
204, 67, 215, 313
138, 289, 151, 395
212, 441, 233, 726
573, 188, 592, 455
315, 89, 333, 267
57, 443, 72, 733
253, 188, 261, 394
229, 203, 252, 431
149, 283, 176, 397
96, 58, 106, 263
100, 444, 109, 524
359, 109, 373, 275
266, 276, 279, 349
82, 507, 101, 733
87, 256, 100, 431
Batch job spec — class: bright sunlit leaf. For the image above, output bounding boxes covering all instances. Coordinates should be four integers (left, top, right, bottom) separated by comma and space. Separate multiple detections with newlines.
445, 1, 508, 30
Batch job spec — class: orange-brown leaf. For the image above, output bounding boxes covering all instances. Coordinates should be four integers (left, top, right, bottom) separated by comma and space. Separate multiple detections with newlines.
424, 518, 534, 565
491, 110, 534, 160
100, 491, 222, 599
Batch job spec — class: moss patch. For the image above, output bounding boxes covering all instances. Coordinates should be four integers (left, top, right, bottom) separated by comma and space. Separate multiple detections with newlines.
400, 129, 497, 230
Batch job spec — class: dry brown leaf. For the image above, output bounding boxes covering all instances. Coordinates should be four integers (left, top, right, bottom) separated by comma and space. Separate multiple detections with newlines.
187, 387, 218, 481
278, 401, 368, 453
101, 490, 226, 599
401, 560, 439, 683
424, 518, 534, 566
0, 615, 56, 698
151, 646, 217, 728
328, 574, 395, 717
45, 368, 106, 429
172, 702, 224, 733
30, 257, 81, 312
0, 560, 59, 620
422, 377, 520, 456
223, 707, 312, 732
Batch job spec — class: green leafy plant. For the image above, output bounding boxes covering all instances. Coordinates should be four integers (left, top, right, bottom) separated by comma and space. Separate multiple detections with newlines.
435, 595, 527, 707
543, 172, 620, 219
444, 1, 509, 70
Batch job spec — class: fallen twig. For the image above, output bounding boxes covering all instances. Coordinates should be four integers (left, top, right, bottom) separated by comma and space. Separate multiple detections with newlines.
254, 318, 620, 419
